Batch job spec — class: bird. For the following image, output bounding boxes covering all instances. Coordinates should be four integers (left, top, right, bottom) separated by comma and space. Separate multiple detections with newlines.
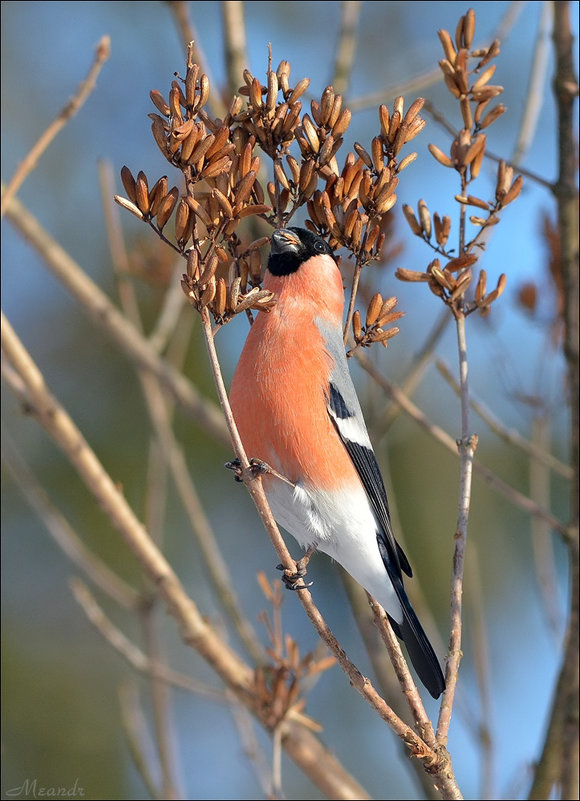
229, 226, 445, 699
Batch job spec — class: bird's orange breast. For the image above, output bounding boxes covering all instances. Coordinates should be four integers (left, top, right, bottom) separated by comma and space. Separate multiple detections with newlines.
230, 260, 359, 491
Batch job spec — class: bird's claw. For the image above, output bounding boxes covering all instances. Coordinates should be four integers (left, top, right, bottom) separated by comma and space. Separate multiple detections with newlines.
224, 458, 272, 483
276, 549, 315, 591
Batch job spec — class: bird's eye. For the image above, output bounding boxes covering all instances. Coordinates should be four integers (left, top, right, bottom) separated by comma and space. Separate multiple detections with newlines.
314, 241, 326, 252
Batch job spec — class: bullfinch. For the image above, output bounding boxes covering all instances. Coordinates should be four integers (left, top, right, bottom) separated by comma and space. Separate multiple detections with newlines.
230, 227, 445, 699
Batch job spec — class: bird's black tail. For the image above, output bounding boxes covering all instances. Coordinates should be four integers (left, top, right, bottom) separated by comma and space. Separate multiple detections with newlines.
389, 587, 446, 700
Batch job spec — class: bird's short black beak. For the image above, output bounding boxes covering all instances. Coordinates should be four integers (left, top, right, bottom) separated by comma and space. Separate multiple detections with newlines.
270, 228, 301, 255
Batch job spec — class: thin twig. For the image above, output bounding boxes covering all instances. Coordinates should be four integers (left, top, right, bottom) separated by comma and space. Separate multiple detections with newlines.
436, 315, 474, 745
221, 1, 247, 97
465, 545, 495, 800
3, 193, 229, 445
436, 358, 572, 479
512, 2, 553, 167
368, 596, 438, 750
332, 1, 362, 96
530, 415, 564, 638
119, 681, 162, 800
1, 36, 110, 217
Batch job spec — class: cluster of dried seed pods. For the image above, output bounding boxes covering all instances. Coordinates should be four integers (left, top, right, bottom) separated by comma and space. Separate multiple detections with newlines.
252, 573, 335, 732
349, 293, 405, 354
305, 96, 425, 261
396, 9, 521, 317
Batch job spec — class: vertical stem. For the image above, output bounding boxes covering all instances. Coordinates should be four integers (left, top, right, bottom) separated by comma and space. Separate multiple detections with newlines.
437, 313, 474, 744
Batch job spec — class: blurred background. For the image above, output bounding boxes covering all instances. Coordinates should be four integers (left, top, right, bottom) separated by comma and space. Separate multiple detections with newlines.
2, 1, 577, 799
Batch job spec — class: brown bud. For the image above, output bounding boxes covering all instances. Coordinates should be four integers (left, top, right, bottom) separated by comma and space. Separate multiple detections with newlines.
352, 310, 362, 341
214, 277, 227, 317
175, 199, 191, 243
288, 77, 310, 105
502, 175, 523, 206
428, 143, 453, 167
463, 8, 476, 49
150, 89, 170, 117
438, 29, 457, 63
417, 198, 431, 238
120, 166, 137, 203
114, 195, 144, 220
320, 86, 335, 126
478, 103, 507, 130
155, 187, 179, 229
402, 203, 421, 236
148, 176, 168, 216
135, 171, 150, 214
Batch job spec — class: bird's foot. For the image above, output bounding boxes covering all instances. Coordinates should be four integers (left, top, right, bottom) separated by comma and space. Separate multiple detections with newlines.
225, 458, 295, 487
277, 546, 317, 591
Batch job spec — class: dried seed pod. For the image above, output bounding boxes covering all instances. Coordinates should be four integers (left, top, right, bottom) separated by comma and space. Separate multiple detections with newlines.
354, 142, 373, 169
276, 60, 290, 93
180, 124, 202, 163
302, 114, 320, 153
379, 104, 390, 138
185, 63, 199, 107
320, 86, 335, 126
443, 72, 462, 99
274, 161, 290, 191
169, 85, 183, 123
150, 89, 170, 117
472, 64, 496, 92
200, 276, 216, 307
288, 77, 310, 105
186, 247, 199, 279
281, 101, 302, 135
327, 94, 343, 129
318, 134, 335, 167
148, 176, 168, 216
331, 107, 351, 138
402, 204, 422, 236
202, 155, 232, 179
450, 268, 472, 301
465, 194, 490, 210
403, 98, 425, 126
370, 327, 399, 345
366, 293, 383, 327
135, 171, 150, 214
395, 267, 430, 282
428, 143, 453, 167
190, 133, 216, 165
502, 175, 523, 206
463, 133, 486, 166
120, 166, 137, 203
185, 195, 212, 228
175, 198, 191, 243
352, 310, 362, 342
434, 212, 451, 246
212, 188, 233, 217
364, 223, 381, 252
431, 264, 455, 291
299, 160, 315, 193
388, 110, 401, 143
114, 194, 144, 220
214, 277, 227, 317
150, 114, 169, 154
229, 275, 242, 311
377, 296, 399, 325
469, 215, 488, 226
460, 97, 473, 130
463, 8, 476, 49
475, 269, 487, 303
198, 74, 210, 109
286, 155, 300, 184
438, 29, 457, 63
445, 253, 478, 272
199, 252, 219, 287
205, 125, 230, 160
470, 145, 485, 179
236, 203, 271, 219
266, 70, 278, 113
155, 187, 179, 229
484, 273, 507, 304
478, 103, 507, 130
371, 137, 384, 172
376, 191, 397, 215
417, 198, 431, 238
